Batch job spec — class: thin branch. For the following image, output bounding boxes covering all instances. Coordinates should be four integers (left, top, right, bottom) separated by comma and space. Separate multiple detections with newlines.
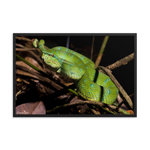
16, 42, 42, 55
95, 36, 109, 68
117, 94, 127, 110
16, 36, 31, 42
16, 48, 37, 51
90, 109, 100, 114
129, 93, 134, 98
90, 36, 95, 60
16, 65, 55, 87
46, 100, 103, 114
16, 43, 24, 48
47, 100, 130, 114
106, 53, 134, 70
98, 66, 133, 109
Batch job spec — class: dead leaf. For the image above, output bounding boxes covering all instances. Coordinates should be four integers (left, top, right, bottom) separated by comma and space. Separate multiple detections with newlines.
16, 101, 46, 115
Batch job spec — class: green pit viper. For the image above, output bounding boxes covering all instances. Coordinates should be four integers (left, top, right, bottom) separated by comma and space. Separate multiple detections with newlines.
32, 39, 118, 104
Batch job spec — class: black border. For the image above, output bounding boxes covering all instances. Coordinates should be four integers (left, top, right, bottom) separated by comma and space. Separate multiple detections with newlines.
13, 33, 137, 117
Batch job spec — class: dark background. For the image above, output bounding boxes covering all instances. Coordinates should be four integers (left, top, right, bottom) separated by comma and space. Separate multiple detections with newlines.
17, 34, 135, 103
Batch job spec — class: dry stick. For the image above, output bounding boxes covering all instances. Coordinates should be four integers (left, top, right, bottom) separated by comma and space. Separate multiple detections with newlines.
116, 94, 127, 110
47, 100, 130, 114
16, 43, 24, 48
16, 48, 37, 51
90, 36, 95, 60
106, 53, 134, 70
95, 36, 109, 68
129, 93, 134, 98
16, 43, 37, 51
98, 66, 133, 109
47, 101, 104, 114
90, 109, 100, 115
16, 36, 31, 42
16, 65, 58, 88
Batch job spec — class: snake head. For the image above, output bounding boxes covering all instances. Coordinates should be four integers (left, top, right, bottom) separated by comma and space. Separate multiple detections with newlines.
42, 51, 62, 71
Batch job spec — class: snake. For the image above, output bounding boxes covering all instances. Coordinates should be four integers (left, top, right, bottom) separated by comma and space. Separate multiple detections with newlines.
32, 39, 118, 104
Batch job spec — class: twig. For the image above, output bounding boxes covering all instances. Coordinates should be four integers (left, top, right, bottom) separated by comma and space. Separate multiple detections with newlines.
16, 48, 37, 51
90, 109, 100, 114
106, 53, 134, 70
90, 36, 95, 60
16, 65, 55, 87
98, 66, 133, 109
129, 93, 134, 98
47, 100, 130, 114
16, 43, 24, 48
107, 105, 130, 115
16, 36, 31, 42
47, 100, 106, 113
95, 36, 109, 68
117, 94, 127, 110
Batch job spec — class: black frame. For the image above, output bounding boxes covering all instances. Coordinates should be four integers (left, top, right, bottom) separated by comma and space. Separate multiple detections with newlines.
13, 33, 137, 117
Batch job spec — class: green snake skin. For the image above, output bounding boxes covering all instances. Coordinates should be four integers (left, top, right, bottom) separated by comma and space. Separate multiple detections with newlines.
32, 39, 118, 104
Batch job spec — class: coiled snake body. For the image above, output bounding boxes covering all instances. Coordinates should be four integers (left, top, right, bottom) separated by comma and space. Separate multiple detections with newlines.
32, 39, 118, 104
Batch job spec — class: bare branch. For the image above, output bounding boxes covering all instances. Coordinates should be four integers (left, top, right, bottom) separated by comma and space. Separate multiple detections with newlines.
16, 43, 24, 48
90, 36, 95, 60
107, 53, 134, 70
95, 36, 109, 68
47, 100, 130, 114
16, 48, 37, 51
16, 36, 32, 42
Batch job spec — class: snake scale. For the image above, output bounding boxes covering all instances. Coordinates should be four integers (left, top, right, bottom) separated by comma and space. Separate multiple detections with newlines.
32, 39, 118, 104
